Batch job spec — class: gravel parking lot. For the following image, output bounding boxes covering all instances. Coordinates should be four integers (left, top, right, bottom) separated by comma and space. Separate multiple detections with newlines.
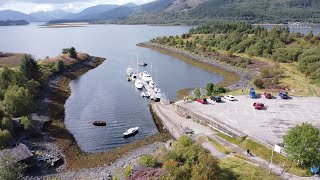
180, 95, 320, 145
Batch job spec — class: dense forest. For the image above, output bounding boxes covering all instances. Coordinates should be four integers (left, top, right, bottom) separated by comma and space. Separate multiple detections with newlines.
151, 22, 320, 88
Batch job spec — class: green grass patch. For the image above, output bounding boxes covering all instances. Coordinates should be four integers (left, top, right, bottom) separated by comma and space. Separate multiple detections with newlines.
217, 133, 311, 177
209, 139, 233, 154
219, 157, 280, 180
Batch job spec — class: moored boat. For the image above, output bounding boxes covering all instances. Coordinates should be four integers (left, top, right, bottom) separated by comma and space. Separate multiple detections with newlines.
123, 127, 139, 137
139, 71, 152, 82
126, 67, 133, 76
93, 121, 107, 126
138, 62, 147, 66
135, 80, 143, 89
154, 88, 161, 94
149, 80, 156, 89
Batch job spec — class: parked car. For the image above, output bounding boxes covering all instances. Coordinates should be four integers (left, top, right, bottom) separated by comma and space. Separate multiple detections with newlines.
279, 92, 288, 99
264, 92, 272, 99
249, 87, 257, 98
197, 99, 208, 104
224, 95, 236, 101
253, 102, 264, 110
210, 96, 222, 102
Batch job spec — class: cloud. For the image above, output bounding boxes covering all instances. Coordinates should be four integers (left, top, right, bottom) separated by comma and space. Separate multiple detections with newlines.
0, 0, 155, 13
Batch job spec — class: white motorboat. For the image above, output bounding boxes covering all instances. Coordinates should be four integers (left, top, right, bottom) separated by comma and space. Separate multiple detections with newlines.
135, 80, 143, 89
123, 127, 139, 136
154, 88, 161, 94
139, 71, 153, 82
149, 80, 156, 89
126, 67, 133, 76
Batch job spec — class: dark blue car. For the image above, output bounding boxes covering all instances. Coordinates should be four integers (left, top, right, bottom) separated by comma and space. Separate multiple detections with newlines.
279, 92, 288, 99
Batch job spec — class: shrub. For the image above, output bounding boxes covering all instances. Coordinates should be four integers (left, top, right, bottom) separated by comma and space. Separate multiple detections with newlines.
254, 78, 264, 89
1, 117, 13, 132
21, 116, 32, 131
55, 60, 64, 72
139, 155, 158, 167
0, 129, 12, 149
123, 165, 133, 178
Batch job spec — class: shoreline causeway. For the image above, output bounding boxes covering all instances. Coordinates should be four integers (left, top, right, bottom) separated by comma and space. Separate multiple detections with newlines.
137, 42, 256, 90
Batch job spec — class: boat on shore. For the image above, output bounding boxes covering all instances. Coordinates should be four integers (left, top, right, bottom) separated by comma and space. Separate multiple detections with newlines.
140, 91, 151, 98
123, 127, 139, 137
93, 121, 107, 126
135, 80, 143, 89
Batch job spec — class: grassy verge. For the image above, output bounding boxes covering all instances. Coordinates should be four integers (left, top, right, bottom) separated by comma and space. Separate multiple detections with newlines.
217, 133, 311, 176
209, 138, 233, 154
137, 43, 239, 88
44, 56, 171, 171
219, 157, 280, 180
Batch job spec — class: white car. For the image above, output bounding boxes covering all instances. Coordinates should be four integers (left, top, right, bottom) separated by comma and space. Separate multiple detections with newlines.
224, 95, 236, 101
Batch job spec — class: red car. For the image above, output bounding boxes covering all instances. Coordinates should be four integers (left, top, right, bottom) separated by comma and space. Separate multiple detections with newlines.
264, 92, 272, 99
197, 99, 208, 104
253, 102, 264, 110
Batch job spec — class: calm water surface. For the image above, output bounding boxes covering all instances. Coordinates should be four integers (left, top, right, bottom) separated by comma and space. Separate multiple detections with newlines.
0, 23, 224, 152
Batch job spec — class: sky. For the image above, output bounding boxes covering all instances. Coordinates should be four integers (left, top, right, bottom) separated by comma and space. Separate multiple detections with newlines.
0, 0, 154, 14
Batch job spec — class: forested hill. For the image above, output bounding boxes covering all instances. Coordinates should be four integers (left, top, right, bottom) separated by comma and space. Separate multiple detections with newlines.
118, 0, 320, 24
185, 0, 320, 23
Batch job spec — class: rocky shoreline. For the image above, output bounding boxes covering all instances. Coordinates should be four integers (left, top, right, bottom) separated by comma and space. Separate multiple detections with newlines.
138, 42, 257, 89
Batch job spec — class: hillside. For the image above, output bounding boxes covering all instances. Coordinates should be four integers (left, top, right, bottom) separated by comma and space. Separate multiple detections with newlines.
30, 10, 71, 21
101, 0, 320, 24
0, 10, 33, 21
64, 4, 119, 20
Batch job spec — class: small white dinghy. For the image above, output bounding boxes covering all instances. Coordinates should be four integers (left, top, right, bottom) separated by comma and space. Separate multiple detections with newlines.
149, 80, 156, 89
154, 88, 161, 94
140, 92, 146, 97
123, 127, 139, 137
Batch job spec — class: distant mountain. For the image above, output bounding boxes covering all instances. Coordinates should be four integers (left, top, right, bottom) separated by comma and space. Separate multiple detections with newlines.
0, 10, 33, 21
47, 0, 320, 25
30, 10, 71, 21
64, 4, 119, 20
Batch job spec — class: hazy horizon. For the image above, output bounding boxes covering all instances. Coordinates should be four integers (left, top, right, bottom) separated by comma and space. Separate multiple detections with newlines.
0, 0, 154, 14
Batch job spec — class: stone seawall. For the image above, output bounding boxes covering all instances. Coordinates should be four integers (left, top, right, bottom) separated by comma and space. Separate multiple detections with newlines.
174, 102, 246, 138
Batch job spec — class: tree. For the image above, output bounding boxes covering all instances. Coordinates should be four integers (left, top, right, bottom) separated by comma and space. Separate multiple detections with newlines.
194, 88, 201, 98
21, 116, 32, 131
206, 83, 214, 96
0, 129, 12, 149
1, 117, 13, 132
68, 47, 77, 59
283, 123, 320, 167
61, 48, 69, 54
2, 85, 33, 117
0, 153, 24, 179
191, 152, 220, 179
19, 54, 41, 81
